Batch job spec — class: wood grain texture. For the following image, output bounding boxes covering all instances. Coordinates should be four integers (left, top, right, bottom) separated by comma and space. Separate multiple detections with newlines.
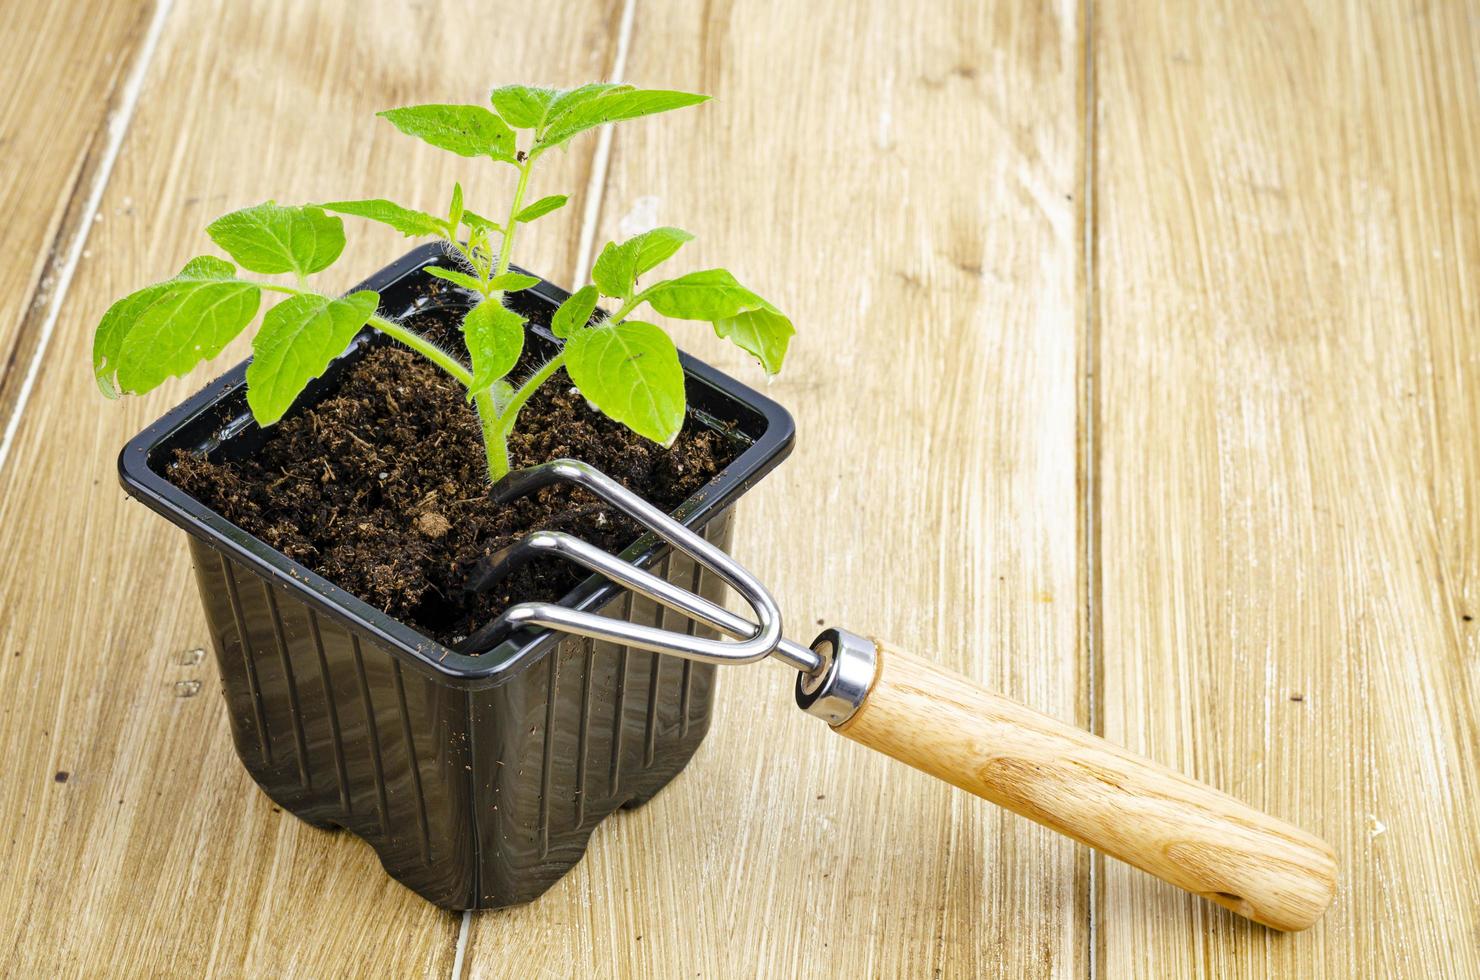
838, 642, 1336, 931
464, 0, 1087, 976
0, 0, 155, 424
1094, 0, 1480, 974
0, 0, 621, 974
2, 0, 1477, 975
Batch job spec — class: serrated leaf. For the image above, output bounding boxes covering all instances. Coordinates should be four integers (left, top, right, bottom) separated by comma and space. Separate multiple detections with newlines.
464, 299, 526, 392
490, 84, 558, 128
112, 270, 262, 395
207, 203, 346, 277
514, 194, 568, 223
245, 291, 379, 425
538, 88, 709, 151
488, 272, 540, 292
551, 285, 599, 338
94, 282, 173, 397
95, 257, 245, 395
378, 104, 516, 161
644, 268, 765, 320
714, 303, 793, 375
424, 266, 483, 291
630, 226, 693, 276
564, 320, 685, 445
320, 198, 447, 238
591, 238, 641, 298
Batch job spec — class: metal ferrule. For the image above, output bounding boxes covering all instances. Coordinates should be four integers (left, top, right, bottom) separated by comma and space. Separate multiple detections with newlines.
795, 628, 878, 726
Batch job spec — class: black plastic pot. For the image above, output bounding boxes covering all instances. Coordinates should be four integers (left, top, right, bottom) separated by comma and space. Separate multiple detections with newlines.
118, 244, 794, 910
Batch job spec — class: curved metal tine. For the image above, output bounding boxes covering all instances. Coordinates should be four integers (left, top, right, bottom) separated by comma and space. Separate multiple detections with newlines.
487, 529, 758, 636
483, 459, 783, 664
466, 530, 826, 671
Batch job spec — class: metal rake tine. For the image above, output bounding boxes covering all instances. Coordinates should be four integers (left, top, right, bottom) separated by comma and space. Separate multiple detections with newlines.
459, 459, 813, 670
461, 529, 821, 670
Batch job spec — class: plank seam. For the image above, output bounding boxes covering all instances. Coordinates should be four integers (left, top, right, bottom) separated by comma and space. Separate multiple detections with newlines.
450, 910, 471, 980
1080, 0, 1102, 976
569, 0, 639, 287
0, 0, 175, 475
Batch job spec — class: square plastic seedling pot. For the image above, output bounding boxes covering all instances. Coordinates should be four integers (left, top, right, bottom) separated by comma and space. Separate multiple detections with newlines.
118, 243, 795, 909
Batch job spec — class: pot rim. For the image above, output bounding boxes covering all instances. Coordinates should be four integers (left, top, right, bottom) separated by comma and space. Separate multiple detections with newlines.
118, 242, 795, 689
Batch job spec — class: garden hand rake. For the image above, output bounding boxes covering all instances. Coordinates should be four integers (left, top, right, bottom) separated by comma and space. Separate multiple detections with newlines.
459, 458, 1338, 932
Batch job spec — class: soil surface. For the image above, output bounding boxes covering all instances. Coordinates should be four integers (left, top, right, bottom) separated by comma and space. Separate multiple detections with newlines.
171, 298, 738, 647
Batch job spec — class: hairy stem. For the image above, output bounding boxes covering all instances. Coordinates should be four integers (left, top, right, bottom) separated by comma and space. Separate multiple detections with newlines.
472, 388, 510, 480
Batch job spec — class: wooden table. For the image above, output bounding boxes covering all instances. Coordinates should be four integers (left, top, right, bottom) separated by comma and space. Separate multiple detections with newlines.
1, 0, 1476, 975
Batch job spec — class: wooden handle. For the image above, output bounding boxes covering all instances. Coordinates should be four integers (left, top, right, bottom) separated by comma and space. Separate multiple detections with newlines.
835, 643, 1337, 931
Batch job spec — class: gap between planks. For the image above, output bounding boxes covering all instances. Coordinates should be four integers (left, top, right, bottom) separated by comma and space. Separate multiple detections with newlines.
1079, 0, 1101, 977
450, 0, 638, 975
0, 0, 175, 474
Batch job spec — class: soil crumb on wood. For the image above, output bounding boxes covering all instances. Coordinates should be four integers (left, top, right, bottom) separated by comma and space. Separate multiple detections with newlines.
171, 303, 737, 647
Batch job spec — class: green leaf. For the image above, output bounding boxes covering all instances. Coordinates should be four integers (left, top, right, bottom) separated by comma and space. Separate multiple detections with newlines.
564, 320, 685, 445
110, 259, 262, 395
486, 377, 516, 413
591, 238, 641, 298
245, 291, 380, 425
714, 304, 793, 375
538, 88, 709, 151
489, 84, 558, 128
644, 268, 765, 320
630, 226, 694, 276
551, 285, 599, 338
464, 299, 526, 393
377, 104, 516, 161
448, 183, 464, 230
94, 282, 173, 397
320, 198, 447, 238
488, 272, 540, 292
207, 203, 346, 277
514, 194, 568, 223
424, 266, 483, 291
461, 210, 501, 234
542, 83, 631, 131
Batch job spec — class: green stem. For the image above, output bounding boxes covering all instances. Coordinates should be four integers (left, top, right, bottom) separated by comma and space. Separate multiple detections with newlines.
493, 158, 534, 282
368, 314, 473, 387
606, 285, 656, 326
461, 155, 538, 481
472, 388, 510, 480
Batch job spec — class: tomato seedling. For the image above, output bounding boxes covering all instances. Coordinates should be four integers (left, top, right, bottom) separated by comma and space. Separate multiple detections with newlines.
94, 83, 794, 481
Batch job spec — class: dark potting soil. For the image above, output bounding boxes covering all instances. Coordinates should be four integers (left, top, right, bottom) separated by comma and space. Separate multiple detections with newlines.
170, 296, 739, 647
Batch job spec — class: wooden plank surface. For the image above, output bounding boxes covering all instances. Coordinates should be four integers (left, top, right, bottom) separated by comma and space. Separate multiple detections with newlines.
0, 0, 156, 430
0, 0, 620, 974
463, 0, 1088, 976
2, 0, 1479, 976
1094, 0, 1480, 975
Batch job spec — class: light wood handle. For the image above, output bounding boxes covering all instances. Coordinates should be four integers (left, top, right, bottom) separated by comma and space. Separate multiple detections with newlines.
835, 643, 1337, 931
